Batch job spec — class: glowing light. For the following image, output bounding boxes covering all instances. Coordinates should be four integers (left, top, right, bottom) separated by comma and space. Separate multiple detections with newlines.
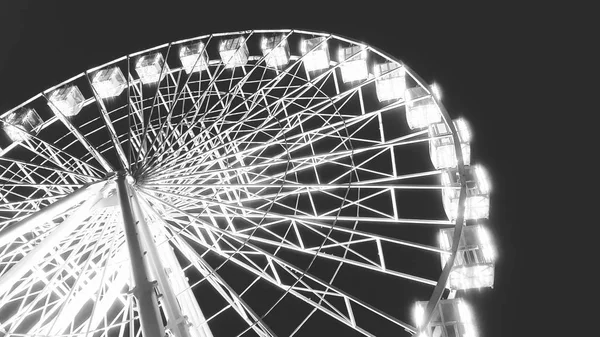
405, 86, 442, 129
2, 108, 43, 142
413, 301, 425, 327
463, 324, 477, 337
413, 299, 478, 337
135, 53, 168, 84
48, 85, 86, 117
301, 37, 330, 72
439, 231, 451, 251
261, 35, 290, 68
219, 36, 249, 68
179, 42, 209, 74
125, 175, 135, 185
338, 45, 368, 83
374, 62, 405, 102
477, 226, 496, 261
91, 67, 126, 98
455, 118, 471, 142
439, 231, 452, 269
474, 165, 490, 194
3, 124, 29, 142
458, 300, 473, 323
431, 83, 442, 100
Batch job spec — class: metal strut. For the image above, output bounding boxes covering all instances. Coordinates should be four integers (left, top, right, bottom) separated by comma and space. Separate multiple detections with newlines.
130, 191, 195, 337
115, 173, 165, 337
0, 181, 105, 249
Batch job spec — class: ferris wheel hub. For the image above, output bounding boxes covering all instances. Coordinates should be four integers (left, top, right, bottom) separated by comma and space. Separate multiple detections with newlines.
125, 174, 136, 185
108, 170, 137, 184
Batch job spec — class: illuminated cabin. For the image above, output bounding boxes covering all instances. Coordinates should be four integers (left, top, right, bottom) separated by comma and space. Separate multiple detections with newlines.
47, 85, 85, 117
404, 86, 442, 129
338, 45, 368, 83
441, 165, 490, 221
439, 225, 495, 290
261, 35, 290, 68
428, 118, 471, 169
135, 53, 168, 84
179, 41, 209, 74
2, 108, 43, 142
219, 36, 249, 68
374, 62, 405, 102
414, 299, 477, 337
300, 36, 330, 72
91, 67, 127, 98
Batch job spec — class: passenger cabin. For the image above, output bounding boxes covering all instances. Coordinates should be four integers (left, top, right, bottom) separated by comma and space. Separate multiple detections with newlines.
441, 165, 490, 221
439, 225, 496, 290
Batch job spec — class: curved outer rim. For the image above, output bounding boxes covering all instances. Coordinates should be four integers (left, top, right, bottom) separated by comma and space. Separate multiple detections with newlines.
1, 28, 470, 335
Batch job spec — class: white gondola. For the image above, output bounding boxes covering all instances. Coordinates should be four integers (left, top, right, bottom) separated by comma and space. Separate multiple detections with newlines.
439, 224, 496, 290
414, 299, 477, 337
2, 107, 43, 142
135, 53, 168, 84
374, 62, 406, 102
405, 86, 442, 129
428, 118, 471, 169
219, 36, 249, 68
338, 45, 368, 83
179, 41, 209, 74
261, 35, 290, 68
91, 67, 127, 98
442, 165, 491, 220
300, 36, 330, 72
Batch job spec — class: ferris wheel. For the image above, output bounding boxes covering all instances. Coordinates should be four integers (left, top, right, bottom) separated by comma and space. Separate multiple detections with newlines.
0, 29, 496, 337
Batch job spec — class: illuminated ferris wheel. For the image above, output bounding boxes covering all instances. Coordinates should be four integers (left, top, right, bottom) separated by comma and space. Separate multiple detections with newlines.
0, 29, 496, 337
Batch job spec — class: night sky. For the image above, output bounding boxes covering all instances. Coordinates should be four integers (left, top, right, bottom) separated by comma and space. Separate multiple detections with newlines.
0, 1, 545, 336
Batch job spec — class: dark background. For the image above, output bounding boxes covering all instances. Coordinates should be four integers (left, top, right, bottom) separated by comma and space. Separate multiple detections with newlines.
0, 1, 560, 336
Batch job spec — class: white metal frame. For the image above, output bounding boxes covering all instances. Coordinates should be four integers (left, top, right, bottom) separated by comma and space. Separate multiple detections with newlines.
0, 29, 490, 337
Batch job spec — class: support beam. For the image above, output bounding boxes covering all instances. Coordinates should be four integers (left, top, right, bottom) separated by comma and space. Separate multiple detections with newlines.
85, 73, 130, 170
39, 247, 127, 336
87, 255, 130, 333
50, 107, 114, 173
0, 181, 105, 248
115, 174, 164, 337
0, 185, 103, 298
138, 196, 275, 337
140, 210, 214, 337
130, 192, 195, 337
